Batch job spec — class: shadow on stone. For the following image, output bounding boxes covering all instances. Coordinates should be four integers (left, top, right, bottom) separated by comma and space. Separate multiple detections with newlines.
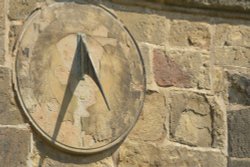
33, 134, 122, 165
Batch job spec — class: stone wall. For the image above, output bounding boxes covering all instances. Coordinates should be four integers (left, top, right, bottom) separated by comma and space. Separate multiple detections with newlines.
0, 0, 250, 166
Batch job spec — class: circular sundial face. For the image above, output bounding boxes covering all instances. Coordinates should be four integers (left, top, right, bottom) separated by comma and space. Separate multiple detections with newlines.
14, 3, 145, 154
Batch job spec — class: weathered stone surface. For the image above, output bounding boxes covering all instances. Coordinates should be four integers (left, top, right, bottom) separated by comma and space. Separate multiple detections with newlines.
33, 157, 114, 167
153, 49, 191, 88
228, 108, 250, 158
9, 0, 45, 20
207, 96, 227, 150
128, 92, 167, 142
15, 3, 145, 151
0, 128, 31, 167
211, 67, 228, 99
115, 11, 169, 45
0, 0, 5, 65
0, 67, 24, 125
163, 49, 211, 89
0, 0, 4, 31
166, 91, 213, 147
215, 24, 250, 47
9, 25, 23, 52
214, 47, 250, 68
228, 158, 250, 167
139, 43, 158, 91
0, 35, 4, 65
227, 71, 250, 106
169, 20, 211, 49
32, 136, 116, 167
118, 140, 227, 167
111, 0, 250, 13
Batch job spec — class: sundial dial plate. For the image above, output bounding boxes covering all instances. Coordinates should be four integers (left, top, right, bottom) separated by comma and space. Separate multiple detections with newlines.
14, 3, 145, 154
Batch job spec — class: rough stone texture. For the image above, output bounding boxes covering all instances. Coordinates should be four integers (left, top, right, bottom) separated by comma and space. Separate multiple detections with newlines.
0, 35, 4, 65
207, 96, 227, 150
214, 47, 250, 68
115, 11, 169, 45
227, 71, 250, 106
228, 108, 250, 158
38, 158, 115, 167
138, 43, 158, 91
153, 49, 191, 88
0, 0, 4, 31
211, 67, 228, 99
165, 90, 227, 149
166, 91, 212, 147
0, 0, 5, 65
169, 20, 211, 50
0, 128, 31, 167
0, 67, 24, 125
228, 158, 250, 167
128, 92, 167, 142
118, 139, 227, 167
9, 0, 45, 20
111, 0, 250, 13
164, 49, 211, 89
214, 24, 250, 48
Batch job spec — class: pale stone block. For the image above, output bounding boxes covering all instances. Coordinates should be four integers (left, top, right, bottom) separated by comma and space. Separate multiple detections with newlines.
0, 128, 31, 167
214, 47, 250, 68
214, 24, 250, 47
118, 139, 227, 167
0, 67, 24, 125
169, 20, 211, 49
128, 92, 168, 142
115, 11, 170, 45
165, 90, 227, 149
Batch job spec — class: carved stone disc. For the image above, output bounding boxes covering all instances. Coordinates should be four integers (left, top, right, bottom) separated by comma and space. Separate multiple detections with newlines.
14, 3, 145, 154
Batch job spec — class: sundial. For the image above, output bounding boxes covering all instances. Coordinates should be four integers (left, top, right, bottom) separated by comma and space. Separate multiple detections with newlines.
14, 3, 145, 154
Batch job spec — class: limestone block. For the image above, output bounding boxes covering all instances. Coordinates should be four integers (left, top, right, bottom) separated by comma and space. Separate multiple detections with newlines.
153, 49, 211, 89
228, 158, 250, 167
118, 140, 227, 167
0, 0, 5, 65
214, 24, 250, 47
166, 91, 212, 147
207, 96, 227, 150
115, 11, 169, 45
211, 67, 228, 100
9, 0, 45, 20
0, 35, 4, 65
0, 0, 4, 31
165, 90, 227, 149
0, 128, 31, 167
228, 108, 250, 158
227, 71, 250, 106
138, 43, 158, 91
35, 157, 115, 167
128, 92, 167, 142
214, 47, 250, 68
0, 67, 24, 125
169, 20, 211, 49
